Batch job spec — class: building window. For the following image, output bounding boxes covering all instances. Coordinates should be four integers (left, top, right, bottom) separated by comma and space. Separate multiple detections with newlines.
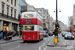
74, 5, 75, 8
47, 16, 48, 18
11, 8, 13, 18
43, 16, 45, 18
18, 14, 21, 21
43, 12, 45, 14
43, 19, 45, 22
14, 0, 16, 6
2, 4, 4, 14
11, 0, 13, 4
43, 23, 46, 27
7, 6, 9, 16
14, 9, 16, 18
7, 0, 8, 1
47, 12, 48, 14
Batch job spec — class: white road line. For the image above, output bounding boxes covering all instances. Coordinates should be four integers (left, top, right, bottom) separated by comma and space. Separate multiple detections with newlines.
44, 46, 47, 50
39, 43, 45, 50
9, 43, 27, 50
1, 41, 19, 45
1, 43, 10, 45
45, 37, 53, 43
39, 36, 53, 50
18, 45, 20, 48
45, 39, 50, 43
9, 45, 21, 50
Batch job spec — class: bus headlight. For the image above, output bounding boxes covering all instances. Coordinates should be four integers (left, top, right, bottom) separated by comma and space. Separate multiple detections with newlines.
65, 35, 67, 37
72, 36, 74, 37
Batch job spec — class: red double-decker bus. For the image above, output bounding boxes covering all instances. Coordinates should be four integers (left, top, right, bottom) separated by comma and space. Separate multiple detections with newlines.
20, 12, 43, 41
70, 25, 75, 32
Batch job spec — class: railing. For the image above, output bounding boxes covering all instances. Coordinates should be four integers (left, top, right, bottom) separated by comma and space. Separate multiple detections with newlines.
0, 13, 19, 21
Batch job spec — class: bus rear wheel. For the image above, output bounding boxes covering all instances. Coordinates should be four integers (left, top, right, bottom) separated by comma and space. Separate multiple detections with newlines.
37, 35, 40, 42
41, 38, 43, 40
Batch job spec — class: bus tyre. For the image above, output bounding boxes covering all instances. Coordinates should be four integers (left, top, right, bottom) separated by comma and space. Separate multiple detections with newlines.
23, 41, 25, 42
41, 38, 43, 40
23, 40, 26, 43
38, 35, 40, 41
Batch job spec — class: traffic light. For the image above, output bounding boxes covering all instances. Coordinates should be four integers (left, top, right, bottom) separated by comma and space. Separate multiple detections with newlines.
19, 27, 21, 29
55, 23, 59, 29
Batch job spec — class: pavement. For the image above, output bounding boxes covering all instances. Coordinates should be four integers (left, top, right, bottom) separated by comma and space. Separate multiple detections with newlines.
0, 36, 22, 44
47, 34, 67, 47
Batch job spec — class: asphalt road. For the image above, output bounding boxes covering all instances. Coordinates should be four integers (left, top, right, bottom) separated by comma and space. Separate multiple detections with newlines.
0, 35, 75, 50
63, 36, 75, 50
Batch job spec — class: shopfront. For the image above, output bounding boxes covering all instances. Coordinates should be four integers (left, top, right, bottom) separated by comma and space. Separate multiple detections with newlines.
12, 23, 17, 31
3, 21, 9, 31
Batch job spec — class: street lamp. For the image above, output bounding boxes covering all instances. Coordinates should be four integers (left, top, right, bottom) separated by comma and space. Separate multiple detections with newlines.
54, 0, 61, 44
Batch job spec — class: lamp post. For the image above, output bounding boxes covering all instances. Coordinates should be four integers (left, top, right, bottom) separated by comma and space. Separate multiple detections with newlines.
56, 0, 58, 23
54, 0, 60, 44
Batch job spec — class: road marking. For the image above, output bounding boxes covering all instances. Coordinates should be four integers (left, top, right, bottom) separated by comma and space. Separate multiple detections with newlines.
9, 43, 27, 50
18, 45, 20, 48
39, 36, 53, 50
1, 41, 19, 45
39, 43, 45, 50
44, 46, 47, 50
1, 43, 10, 45
9, 45, 21, 50
45, 36, 53, 44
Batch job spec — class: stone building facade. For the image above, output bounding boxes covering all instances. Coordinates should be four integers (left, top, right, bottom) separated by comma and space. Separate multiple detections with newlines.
0, 0, 19, 31
36, 8, 51, 31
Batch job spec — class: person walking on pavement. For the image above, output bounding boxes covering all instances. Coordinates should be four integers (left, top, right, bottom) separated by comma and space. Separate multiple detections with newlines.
16, 31, 19, 36
3, 28, 7, 40
0, 31, 3, 40
8, 30, 12, 40
20, 30, 22, 38
12, 30, 16, 37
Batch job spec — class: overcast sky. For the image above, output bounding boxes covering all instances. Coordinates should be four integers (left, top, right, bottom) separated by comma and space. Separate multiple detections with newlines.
26, 0, 74, 26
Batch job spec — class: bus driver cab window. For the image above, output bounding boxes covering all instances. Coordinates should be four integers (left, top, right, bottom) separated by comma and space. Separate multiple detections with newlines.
24, 14, 33, 18
25, 26, 34, 31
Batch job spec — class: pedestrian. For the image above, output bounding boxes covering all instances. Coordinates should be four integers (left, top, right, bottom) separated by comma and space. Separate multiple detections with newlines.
16, 31, 19, 36
5, 31, 8, 41
12, 30, 16, 37
3, 28, 7, 40
0, 31, 3, 40
8, 30, 12, 40
19, 30, 22, 38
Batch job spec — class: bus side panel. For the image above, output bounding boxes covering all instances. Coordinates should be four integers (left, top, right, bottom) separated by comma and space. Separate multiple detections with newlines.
20, 18, 24, 24
38, 31, 43, 39
20, 18, 43, 26
22, 31, 39, 41
20, 18, 37, 25
37, 19, 43, 26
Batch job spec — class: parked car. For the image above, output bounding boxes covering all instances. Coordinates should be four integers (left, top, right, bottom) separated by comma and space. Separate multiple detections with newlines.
43, 31, 48, 37
64, 32, 74, 40
72, 32, 75, 37
48, 30, 53, 36
61, 31, 64, 35
62, 32, 67, 37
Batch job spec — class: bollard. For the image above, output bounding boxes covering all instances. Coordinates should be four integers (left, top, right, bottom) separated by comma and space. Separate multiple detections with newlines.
54, 35, 58, 44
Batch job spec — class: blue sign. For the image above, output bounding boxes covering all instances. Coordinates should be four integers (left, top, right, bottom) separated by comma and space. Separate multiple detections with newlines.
55, 36, 57, 38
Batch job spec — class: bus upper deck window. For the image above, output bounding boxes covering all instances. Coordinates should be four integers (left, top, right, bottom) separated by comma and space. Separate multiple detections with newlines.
24, 14, 33, 18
